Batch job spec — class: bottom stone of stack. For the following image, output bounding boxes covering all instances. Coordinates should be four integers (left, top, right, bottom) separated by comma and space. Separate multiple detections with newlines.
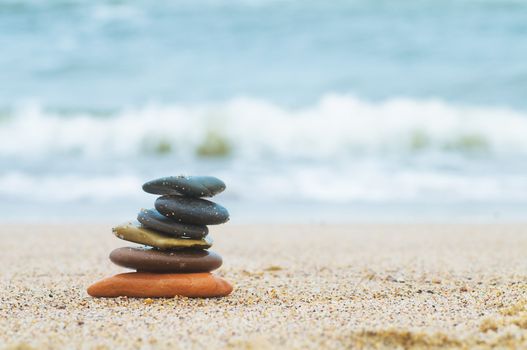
87, 272, 233, 298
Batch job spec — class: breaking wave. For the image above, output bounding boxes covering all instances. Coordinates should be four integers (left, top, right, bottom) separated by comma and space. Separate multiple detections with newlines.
1, 94, 527, 161
2, 94, 527, 211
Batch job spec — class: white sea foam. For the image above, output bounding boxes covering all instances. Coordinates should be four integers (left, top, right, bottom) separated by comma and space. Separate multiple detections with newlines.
1, 164, 526, 204
2, 95, 527, 209
1, 94, 527, 161
0, 172, 143, 202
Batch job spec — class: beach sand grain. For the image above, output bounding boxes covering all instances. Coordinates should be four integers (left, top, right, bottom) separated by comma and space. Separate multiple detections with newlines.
1, 224, 526, 349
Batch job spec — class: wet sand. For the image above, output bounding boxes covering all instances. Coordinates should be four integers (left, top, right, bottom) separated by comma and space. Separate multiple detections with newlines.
1, 224, 527, 349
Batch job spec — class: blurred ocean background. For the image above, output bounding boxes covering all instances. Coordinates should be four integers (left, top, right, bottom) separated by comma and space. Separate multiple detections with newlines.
1, 0, 526, 222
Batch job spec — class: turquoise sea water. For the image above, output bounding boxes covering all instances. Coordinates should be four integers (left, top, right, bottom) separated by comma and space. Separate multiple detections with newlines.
2, 0, 527, 109
1, 0, 526, 221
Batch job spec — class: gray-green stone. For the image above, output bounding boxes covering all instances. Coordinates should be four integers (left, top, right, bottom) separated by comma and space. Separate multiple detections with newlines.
112, 221, 213, 250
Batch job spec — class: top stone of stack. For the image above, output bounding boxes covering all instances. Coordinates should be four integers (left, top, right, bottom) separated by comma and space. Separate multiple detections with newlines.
142, 176, 226, 198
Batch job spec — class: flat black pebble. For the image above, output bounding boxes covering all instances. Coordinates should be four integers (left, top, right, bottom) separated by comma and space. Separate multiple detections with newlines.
143, 175, 226, 197
137, 208, 208, 239
155, 195, 229, 225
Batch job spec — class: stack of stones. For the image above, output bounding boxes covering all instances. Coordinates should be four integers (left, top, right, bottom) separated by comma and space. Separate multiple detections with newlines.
87, 175, 233, 298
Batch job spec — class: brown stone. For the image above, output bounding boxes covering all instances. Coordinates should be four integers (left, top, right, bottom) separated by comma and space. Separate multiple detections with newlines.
87, 272, 233, 298
109, 247, 222, 273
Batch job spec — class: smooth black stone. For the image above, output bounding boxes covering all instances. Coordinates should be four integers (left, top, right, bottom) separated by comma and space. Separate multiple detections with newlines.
155, 195, 229, 225
137, 208, 208, 239
142, 175, 226, 198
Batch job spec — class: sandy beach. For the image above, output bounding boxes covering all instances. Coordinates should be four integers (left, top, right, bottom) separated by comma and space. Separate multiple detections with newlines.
1, 224, 527, 349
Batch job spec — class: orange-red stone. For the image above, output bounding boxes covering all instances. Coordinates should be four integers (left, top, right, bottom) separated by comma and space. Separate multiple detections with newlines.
87, 272, 233, 298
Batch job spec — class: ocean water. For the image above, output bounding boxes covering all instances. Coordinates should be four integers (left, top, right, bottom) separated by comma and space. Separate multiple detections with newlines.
1, 0, 526, 222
